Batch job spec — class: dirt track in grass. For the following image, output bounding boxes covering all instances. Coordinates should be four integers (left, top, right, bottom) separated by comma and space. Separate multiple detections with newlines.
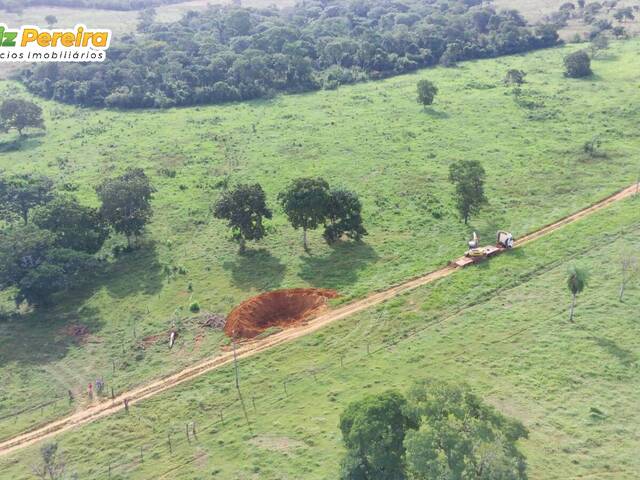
0, 183, 637, 457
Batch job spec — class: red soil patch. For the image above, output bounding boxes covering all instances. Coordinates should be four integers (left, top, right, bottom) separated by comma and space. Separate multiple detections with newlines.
224, 288, 339, 339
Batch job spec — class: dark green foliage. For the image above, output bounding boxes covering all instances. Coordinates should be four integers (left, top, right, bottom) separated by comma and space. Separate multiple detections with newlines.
448, 160, 488, 224
32, 442, 66, 480
564, 50, 592, 78
96, 168, 155, 247
404, 380, 528, 480
0, 173, 54, 224
213, 183, 272, 254
567, 266, 588, 321
613, 7, 635, 22
0, 98, 45, 137
278, 177, 331, 250
339, 390, 419, 480
20, 1, 559, 109
416, 80, 438, 107
323, 189, 367, 244
32, 196, 109, 254
0, 224, 94, 306
504, 69, 527, 85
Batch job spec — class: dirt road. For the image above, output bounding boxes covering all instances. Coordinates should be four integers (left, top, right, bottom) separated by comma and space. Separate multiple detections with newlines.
0, 183, 637, 457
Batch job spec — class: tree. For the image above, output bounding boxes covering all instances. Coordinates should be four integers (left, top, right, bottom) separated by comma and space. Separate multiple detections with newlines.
32, 196, 109, 254
278, 177, 330, 251
619, 248, 639, 301
567, 266, 588, 321
44, 15, 58, 27
590, 33, 609, 57
503, 69, 526, 85
0, 224, 94, 306
448, 160, 488, 224
213, 183, 272, 254
0, 173, 54, 224
339, 390, 419, 480
31, 443, 65, 480
96, 168, 155, 248
0, 98, 45, 137
613, 6, 634, 21
404, 380, 528, 480
323, 189, 367, 244
563, 50, 592, 78
416, 80, 438, 107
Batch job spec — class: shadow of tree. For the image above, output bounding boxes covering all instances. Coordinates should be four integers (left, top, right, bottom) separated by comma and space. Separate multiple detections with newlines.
591, 336, 637, 367
101, 241, 165, 299
222, 248, 286, 290
298, 242, 379, 289
422, 107, 449, 119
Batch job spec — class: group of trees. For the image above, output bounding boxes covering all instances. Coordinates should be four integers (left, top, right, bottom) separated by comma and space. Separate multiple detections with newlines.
214, 178, 366, 253
0, 99, 45, 138
339, 381, 528, 480
21, 0, 559, 109
0, 168, 154, 306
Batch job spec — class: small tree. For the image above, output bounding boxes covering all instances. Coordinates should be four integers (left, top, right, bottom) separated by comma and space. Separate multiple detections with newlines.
339, 390, 419, 480
44, 15, 58, 27
213, 183, 272, 254
448, 160, 488, 224
323, 189, 367, 244
0, 173, 54, 224
0, 98, 45, 137
619, 248, 639, 301
503, 69, 526, 85
278, 177, 330, 251
31, 442, 65, 480
567, 266, 588, 321
96, 168, 155, 248
416, 80, 438, 107
590, 33, 609, 57
564, 50, 592, 78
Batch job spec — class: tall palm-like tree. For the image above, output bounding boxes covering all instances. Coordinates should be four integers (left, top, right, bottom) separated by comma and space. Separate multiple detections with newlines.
567, 267, 588, 322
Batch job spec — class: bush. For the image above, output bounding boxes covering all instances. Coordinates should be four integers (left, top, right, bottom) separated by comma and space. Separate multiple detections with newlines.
564, 50, 592, 78
189, 301, 200, 313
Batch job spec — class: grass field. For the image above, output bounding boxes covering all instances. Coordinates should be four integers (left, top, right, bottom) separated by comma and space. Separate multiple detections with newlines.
0, 178, 638, 479
0, 38, 639, 449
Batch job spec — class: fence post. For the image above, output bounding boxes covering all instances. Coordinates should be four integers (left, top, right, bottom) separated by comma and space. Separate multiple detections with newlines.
168, 432, 172, 454
186, 423, 191, 443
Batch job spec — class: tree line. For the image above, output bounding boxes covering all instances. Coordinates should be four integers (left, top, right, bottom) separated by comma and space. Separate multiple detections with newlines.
21, 0, 560, 109
214, 178, 367, 253
0, 168, 154, 307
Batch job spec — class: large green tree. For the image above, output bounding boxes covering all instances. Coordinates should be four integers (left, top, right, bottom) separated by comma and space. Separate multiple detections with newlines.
448, 160, 488, 224
404, 380, 528, 480
278, 177, 331, 251
323, 189, 367, 244
563, 50, 592, 78
0, 224, 94, 306
339, 390, 419, 480
416, 80, 438, 107
0, 98, 45, 137
0, 173, 54, 224
96, 168, 155, 248
32, 196, 109, 254
213, 183, 272, 254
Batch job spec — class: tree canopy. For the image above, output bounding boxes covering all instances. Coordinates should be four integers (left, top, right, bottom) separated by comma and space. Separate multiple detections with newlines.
96, 168, 155, 247
564, 50, 592, 78
0, 99, 45, 137
416, 80, 438, 107
339, 390, 419, 480
20, 0, 559, 109
324, 189, 367, 244
0, 173, 54, 224
448, 160, 488, 224
213, 183, 272, 253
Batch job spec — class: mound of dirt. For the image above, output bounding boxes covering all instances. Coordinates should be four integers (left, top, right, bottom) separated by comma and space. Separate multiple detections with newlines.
225, 288, 338, 339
